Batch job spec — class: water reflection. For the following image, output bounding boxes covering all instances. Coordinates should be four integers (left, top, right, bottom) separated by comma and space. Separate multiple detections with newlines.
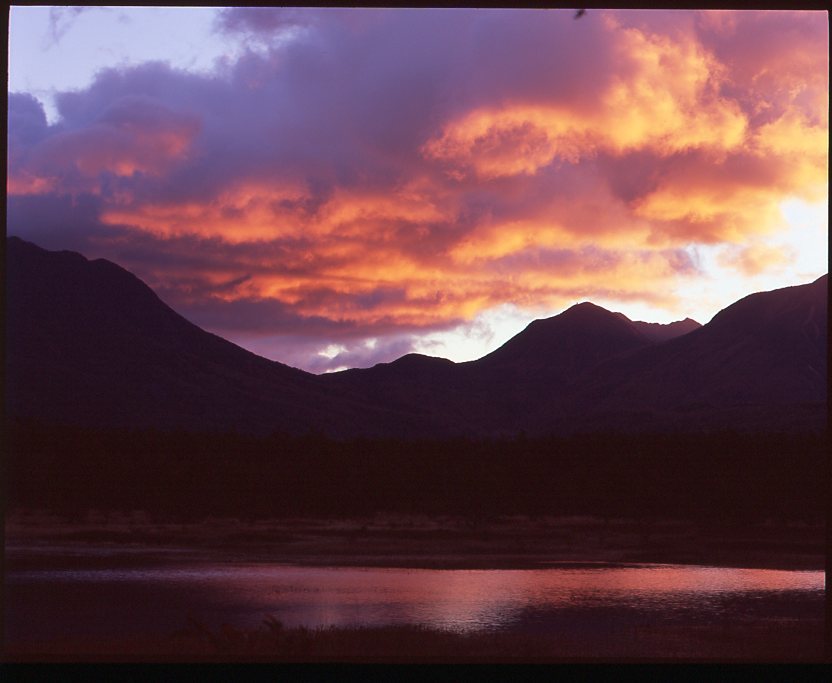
6, 560, 824, 638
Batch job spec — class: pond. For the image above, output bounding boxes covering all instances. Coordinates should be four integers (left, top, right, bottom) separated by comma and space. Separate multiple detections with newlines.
4, 543, 824, 650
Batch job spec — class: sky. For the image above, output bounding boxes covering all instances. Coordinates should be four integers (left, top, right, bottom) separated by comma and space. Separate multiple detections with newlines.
7, 7, 829, 373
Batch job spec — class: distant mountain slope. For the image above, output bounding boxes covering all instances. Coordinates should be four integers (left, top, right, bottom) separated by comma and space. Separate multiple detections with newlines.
625, 316, 701, 343
322, 301, 706, 434
536, 274, 828, 433
319, 353, 470, 435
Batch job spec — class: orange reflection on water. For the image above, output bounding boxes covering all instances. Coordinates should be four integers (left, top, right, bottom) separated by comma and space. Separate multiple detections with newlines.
9, 561, 824, 635
204, 564, 823, 632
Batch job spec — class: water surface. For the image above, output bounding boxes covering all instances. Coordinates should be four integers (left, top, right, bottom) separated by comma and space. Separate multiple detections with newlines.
4, 545, 823, 646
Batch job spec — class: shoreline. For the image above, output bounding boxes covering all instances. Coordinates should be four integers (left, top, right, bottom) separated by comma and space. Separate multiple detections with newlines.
6, 514, 825, 571
5, 514, 824, 662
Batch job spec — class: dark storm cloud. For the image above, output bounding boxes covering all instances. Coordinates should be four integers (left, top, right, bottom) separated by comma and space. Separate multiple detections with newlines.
8, 93, 50, 146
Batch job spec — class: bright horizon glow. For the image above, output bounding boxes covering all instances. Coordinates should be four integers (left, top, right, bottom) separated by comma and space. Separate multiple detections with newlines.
7, 7, 828, 372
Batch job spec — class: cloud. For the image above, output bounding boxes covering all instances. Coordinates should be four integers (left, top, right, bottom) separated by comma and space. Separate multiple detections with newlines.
8, 93, 49, 146
8, 94, 52, 194
421, 15, 749, 180
6, 193, 105, 251
8, 9, 828, 371
308, 335, 424, 373
45, 7, 98, 48
31, 97, 200, 184
215, 7, 318, 37
716, 242, 797, 277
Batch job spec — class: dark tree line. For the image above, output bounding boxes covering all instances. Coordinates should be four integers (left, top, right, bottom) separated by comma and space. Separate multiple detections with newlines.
6, 419, 827, 523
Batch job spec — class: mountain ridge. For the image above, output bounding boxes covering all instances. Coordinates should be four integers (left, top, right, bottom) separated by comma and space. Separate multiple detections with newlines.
6, 236, 827, 436
5, 236, 427, 436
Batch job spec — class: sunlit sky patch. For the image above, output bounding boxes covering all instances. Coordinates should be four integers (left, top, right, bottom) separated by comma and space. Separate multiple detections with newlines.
7, 7, 828, 372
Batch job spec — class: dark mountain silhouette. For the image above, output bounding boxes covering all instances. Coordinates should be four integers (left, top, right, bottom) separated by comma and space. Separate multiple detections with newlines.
474, 302, 653, 383
4, 236, 426, 436
623, 316, 701, 343
320, 302, 682, 433
319, 352, 470, 435
5, 237, 827, 436
534, 274, 828, 433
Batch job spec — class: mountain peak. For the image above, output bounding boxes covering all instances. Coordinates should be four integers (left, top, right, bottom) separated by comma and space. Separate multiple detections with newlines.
559, 300, 611, 316
477, 298, 649, 382
389, 353, 454, 367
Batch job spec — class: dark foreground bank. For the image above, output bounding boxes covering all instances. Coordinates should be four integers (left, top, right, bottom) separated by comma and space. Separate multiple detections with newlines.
4, 619, 825, 662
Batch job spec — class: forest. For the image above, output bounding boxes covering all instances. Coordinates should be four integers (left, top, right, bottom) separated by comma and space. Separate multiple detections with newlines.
6, 419, 827, 525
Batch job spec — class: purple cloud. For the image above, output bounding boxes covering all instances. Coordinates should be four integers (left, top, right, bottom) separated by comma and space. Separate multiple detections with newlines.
7, 9, 827, 371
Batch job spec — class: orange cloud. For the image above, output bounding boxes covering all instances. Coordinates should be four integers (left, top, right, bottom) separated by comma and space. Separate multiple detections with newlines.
633, 184, 782, 241
165, 239, 690, 333
716, 242, 796, 276
422, 16, 747, 180
101, 182, 310, 241
7, 171, 56, 195
34, 119, 198, 180
7, 98, 201, 198
101, 180, 452, 244
7, 9, 827, 370
632, 106, 827, 246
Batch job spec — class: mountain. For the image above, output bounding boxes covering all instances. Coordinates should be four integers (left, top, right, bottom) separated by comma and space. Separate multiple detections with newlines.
321, 301, 705, 434
534, 274, 828, 433
5, 237, 826, 436
4, 237, 423, 436
624, 316, 701, 343
319, 353, 474, 435
319, 302, 685, 434
474, 302, 653, 384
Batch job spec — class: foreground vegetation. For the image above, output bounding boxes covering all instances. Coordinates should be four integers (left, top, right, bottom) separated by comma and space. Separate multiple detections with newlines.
6, 617, 825, 662
6, 420, 827, 525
